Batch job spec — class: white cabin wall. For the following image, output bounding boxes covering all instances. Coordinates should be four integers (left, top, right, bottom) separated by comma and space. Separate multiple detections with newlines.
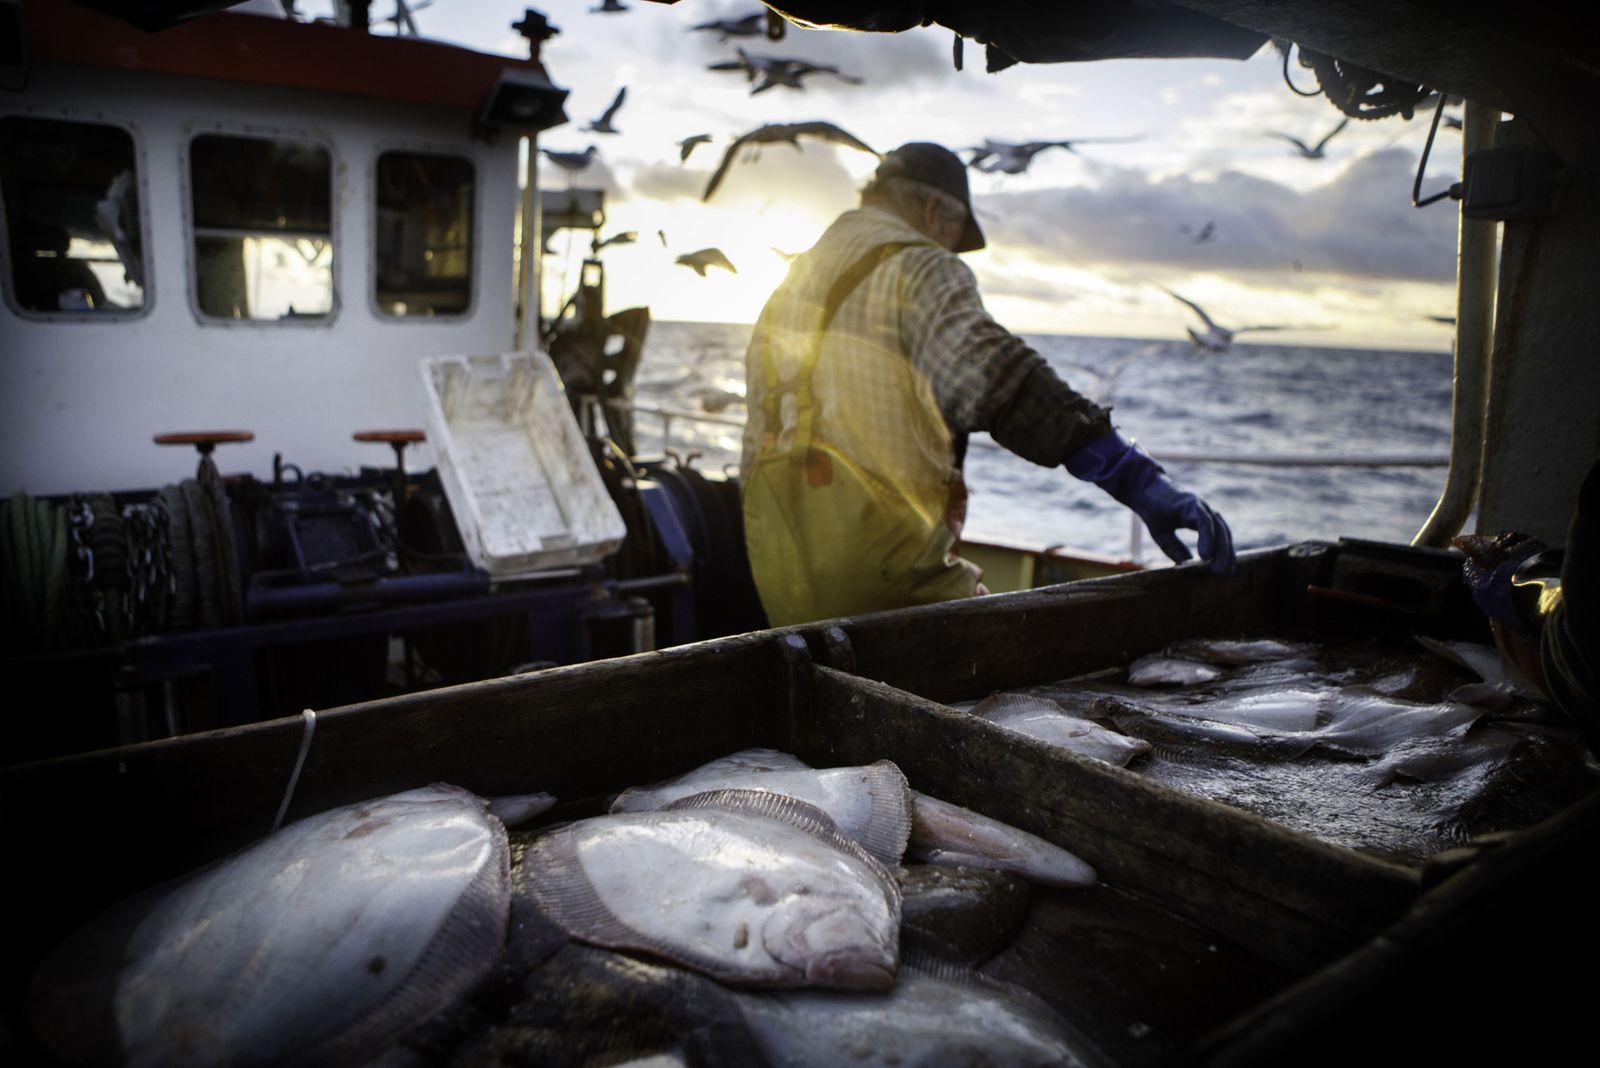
1476, 122, 1600, 544
1, 64, 522, 495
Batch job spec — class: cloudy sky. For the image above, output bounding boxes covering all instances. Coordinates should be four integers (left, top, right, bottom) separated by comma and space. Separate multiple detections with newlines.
309, 0, 1469, 350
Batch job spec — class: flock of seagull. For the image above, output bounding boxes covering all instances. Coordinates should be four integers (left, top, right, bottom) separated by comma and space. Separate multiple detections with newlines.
540, 5, 1451, 354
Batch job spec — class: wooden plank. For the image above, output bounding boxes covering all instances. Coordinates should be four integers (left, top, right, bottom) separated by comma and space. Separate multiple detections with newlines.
823, 547, 1327, 702
2, 632, 788, 965
797, 667, 1420, 972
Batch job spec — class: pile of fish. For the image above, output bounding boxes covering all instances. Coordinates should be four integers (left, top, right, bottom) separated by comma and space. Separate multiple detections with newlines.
26, 754, 1106, 1067
951, 636, 1574, 782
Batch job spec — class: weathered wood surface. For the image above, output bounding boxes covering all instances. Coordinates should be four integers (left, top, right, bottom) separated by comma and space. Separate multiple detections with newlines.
813, 546, 1326, 701
2, 632, 789, 968
797, 666, 1420, 972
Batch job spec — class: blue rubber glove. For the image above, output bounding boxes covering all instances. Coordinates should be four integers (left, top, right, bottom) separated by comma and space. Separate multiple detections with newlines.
1456, 533, 1548, 637
1067, 431, 1237, 576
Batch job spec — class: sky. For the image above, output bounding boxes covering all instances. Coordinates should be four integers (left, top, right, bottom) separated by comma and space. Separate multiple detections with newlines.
303, 0, 1471, 350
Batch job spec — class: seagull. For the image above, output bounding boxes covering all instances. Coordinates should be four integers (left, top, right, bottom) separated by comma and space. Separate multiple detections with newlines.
1179, 221, 1216, 244
1264, 117, 1349, 159
678, 133, 713, 162
1156, 284, 1330, 354
676, 248, 738, 276
965, 137, 1140, 174
584, 87, 626, 135
1426, 314, 1457, 326
703, 121, 878, 201
1061, 342, 1164, 405
709, 48, 862, 94
593, 230, 637, 252
540, 145, 599, 173
591, 0, 628, 13
690, 12, 767, 41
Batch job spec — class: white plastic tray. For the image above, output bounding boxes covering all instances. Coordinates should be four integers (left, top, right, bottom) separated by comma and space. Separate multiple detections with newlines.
420, 352, 625, 578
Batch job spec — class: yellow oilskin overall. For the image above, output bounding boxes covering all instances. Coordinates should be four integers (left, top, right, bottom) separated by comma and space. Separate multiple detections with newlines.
742, 214, 983, 627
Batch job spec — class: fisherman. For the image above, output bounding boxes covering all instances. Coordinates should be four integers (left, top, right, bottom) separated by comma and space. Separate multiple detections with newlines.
741, 142, 1237, 626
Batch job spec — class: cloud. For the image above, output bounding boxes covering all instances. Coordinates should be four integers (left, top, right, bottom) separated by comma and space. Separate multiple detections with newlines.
978, 148, 1455, 281
621, 160, 710, 203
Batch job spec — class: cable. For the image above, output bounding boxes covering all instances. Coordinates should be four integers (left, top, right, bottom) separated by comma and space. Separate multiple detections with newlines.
1281, 43, 1322, 98
1412, 102, 1461, 208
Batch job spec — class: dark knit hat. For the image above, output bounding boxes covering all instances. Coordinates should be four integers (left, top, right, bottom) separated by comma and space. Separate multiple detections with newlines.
873, 142, 985, 253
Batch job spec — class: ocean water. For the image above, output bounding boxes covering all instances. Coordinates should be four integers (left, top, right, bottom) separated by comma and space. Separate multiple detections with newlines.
633, 321, 1454, 561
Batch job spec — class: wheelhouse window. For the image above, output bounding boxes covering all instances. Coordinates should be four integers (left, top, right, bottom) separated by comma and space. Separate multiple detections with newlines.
1, 116, 146, 314
375, 152, 473, 317
190, 134, 332, 321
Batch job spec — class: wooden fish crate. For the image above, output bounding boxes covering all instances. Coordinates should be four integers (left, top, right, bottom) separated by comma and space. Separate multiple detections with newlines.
3, 541, 1594, 1065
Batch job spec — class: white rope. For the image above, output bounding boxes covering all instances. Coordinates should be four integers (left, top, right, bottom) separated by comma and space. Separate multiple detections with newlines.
271, 708, 318, 834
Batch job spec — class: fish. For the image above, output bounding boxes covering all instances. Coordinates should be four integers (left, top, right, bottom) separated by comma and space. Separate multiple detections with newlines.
1126, 653, 1224, 686
523, 789, 902, 991
29, 783, 513, 1068
1415, 635, 1544, 699
616, 748, 1092, 888
1308, 691, 1483, 756
452, 941, 763, 1068
898, 865, 1033, 967
611, 755, 912, 866
1172, 687, 1325, 733
970, 692, 1151, 766
1362, 726, 1525, 787
731, 936, 1107, 1067
907, 792, 1096, 888
1172, 638, 1314, 665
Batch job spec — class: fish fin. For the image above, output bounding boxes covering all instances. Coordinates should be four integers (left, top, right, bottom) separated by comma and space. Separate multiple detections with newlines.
854, 761, 914, 867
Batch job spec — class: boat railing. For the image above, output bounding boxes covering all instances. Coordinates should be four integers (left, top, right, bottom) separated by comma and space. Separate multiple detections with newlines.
616, 400, 1451, 564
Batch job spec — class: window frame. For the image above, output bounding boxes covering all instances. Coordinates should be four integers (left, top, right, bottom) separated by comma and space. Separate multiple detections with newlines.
0, 109, 155, 324
368, 142, 480, 324
182, 124, 341, 328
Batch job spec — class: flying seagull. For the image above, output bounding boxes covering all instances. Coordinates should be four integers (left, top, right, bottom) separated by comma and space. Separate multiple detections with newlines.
592, 230, 637, 252
584, 87, 627, 135
540, 145, 599, 173
1264, 117, 1350, 159
678, 133, 713, 162
709, 48, 863, 94
1179, 220, 1216, 244
703, 121, 879, 201
1156, 284, 1330, 354
690, 12, 767, 41
676, 248, 738, 276
965, 137, 1140, 174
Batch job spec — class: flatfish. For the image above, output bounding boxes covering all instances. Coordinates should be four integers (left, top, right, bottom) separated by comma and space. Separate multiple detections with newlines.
611, 757, 912, 866
731, 937, 1107, 1067
1172, 638, 1315, 666
970, 692, 1151, 766
899, 865, 1034, 967
29, 783, 513, 1068
1415, 635, 1543, 698
908, 792, 1096, 888
452, 941, 766, 1068
524, 789, 901, 991
1127, 654, 1223, 687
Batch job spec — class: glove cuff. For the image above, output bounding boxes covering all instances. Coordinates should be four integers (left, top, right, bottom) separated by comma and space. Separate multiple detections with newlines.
1065, 430, 1165, 499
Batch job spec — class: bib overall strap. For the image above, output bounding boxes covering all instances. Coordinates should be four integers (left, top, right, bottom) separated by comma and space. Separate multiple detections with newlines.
770, 240, 929, 463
